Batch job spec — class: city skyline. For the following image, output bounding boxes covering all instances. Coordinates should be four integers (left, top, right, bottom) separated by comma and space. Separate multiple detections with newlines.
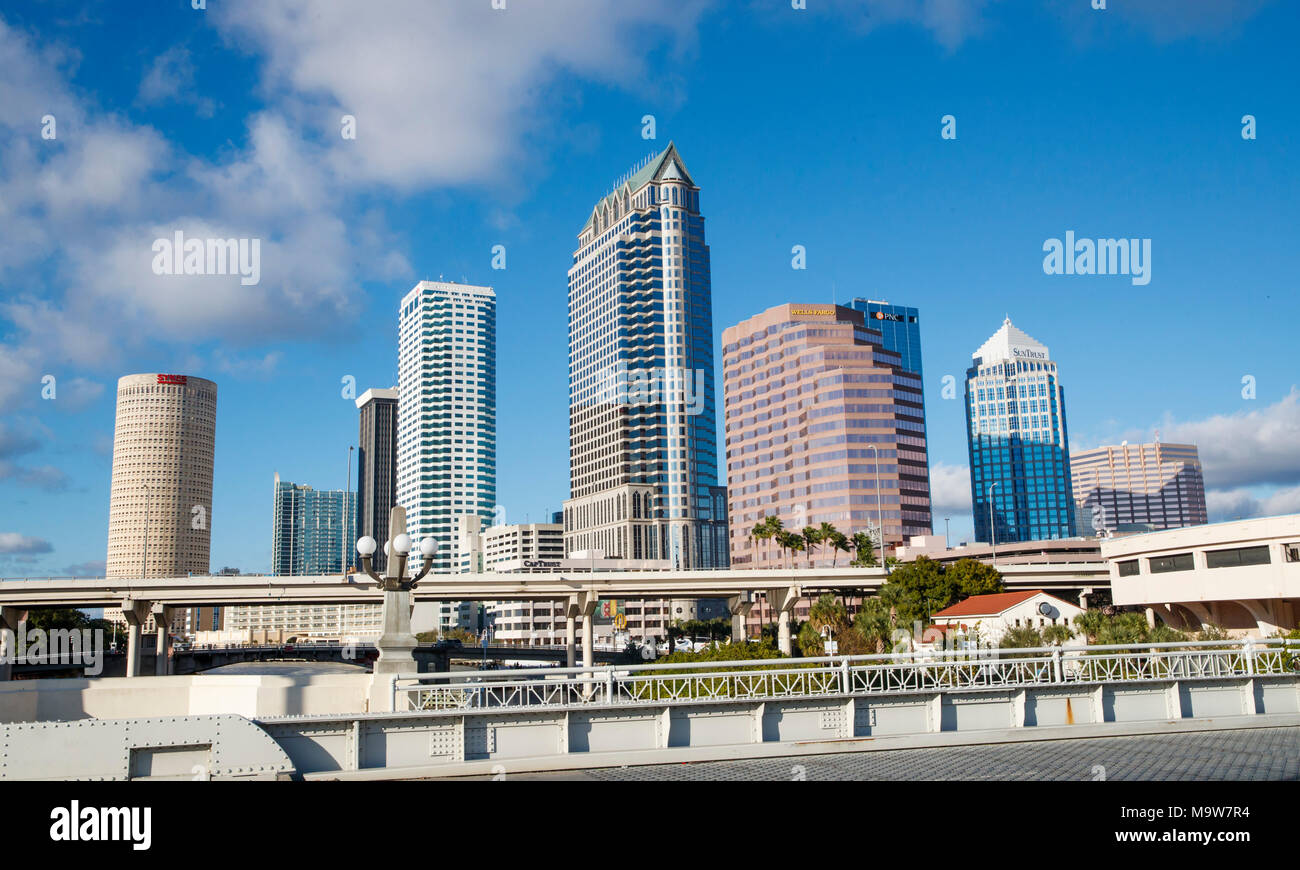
3, 2, 1299, 578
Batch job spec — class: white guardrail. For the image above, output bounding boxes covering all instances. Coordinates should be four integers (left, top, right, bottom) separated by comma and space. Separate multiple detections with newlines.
393, 638, 1300, 713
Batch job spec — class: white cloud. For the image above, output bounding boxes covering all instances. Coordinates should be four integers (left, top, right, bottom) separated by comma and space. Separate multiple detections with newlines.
212, 0, 709, 189
1206, 484, 1300, 523
0, 4, 712, 415
1161, 388, 1300, 489
928, 461, 972, 516
138, 46, 216, 117
0, 532, 53, 554
789, 0, 998, 49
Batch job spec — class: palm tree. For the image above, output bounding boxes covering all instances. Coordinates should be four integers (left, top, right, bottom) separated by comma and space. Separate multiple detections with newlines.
853, 597, 893, 654
751, 518, 773, 568
818, 522, 838, 565
851, 531, 876, 567
778, 531, 804, 568
802, 526, 820, 567
759, 515, 783, 568
827, 530, 849, 567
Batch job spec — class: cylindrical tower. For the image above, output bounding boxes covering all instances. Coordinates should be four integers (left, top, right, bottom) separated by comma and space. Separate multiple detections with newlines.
106, 373, 217, 580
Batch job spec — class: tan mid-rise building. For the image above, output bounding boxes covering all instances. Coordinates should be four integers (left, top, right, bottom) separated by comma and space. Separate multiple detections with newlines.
723, 303, 931, 569
1071, 441, 1208, 534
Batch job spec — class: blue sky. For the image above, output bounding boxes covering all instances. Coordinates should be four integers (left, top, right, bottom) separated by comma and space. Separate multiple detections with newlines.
1, 0, 1298, 577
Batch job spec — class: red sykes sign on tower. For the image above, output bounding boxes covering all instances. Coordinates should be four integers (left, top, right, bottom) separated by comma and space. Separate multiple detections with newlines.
157, 374, 188, 385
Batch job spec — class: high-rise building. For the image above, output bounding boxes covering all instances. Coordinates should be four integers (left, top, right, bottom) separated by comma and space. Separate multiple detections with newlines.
849, 299, 924, 379
356, 387, 398, 572
563, 142, 728, 569
723, 304, 931, 571
270, 474, 356, 575
106, 373, 217, 634
1071, 441, 1208, 533
966, 318, 1077, 544
397, 280, 497, 572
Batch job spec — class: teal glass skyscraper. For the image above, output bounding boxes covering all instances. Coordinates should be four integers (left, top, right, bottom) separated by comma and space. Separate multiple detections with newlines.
966, 319, 1076, 543
271, 473, 357, 575
563, 143, 728, 569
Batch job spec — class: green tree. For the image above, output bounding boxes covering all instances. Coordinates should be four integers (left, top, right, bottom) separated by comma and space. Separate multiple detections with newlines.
808, 594, 849, 635
879, 556, 951, 627
24, 609, 93, 631
999, 624, 1043, 648
778, 531, 804, 568
852, 597, 893, 653
796, 621, 824, 656
751, 518, 774, 567
945, 558, 1004, 598
1042, 623, 1074, 645
850, 532, 876, 567
801, 526, 821, 567
827, 531, 850, 567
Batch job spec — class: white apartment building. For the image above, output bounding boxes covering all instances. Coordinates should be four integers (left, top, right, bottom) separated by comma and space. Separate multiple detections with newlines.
397, 281, 496, 572
454, 515, 689, 645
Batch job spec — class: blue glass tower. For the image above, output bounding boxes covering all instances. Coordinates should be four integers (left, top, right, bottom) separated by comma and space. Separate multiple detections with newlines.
966, 319, 1077, 543
849, 299, 923, 378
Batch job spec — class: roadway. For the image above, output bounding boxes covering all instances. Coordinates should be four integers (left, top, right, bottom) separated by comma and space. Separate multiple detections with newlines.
0, 562, 1108, 609
452, 726, 1300, 781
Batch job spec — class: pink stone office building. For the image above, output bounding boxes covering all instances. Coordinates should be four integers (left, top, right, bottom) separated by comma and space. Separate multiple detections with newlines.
723, 303, 931, 576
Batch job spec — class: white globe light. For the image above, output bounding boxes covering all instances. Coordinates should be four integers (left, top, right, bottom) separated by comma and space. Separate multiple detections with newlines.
356, 536, 377, 556
383, 540, 392, 557
420, 537, 437, 557
393, 533, 412, 555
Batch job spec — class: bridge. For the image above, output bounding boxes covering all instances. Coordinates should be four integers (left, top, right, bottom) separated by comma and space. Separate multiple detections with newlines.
0, 562, 1108, 678
1, 638, 1294, 780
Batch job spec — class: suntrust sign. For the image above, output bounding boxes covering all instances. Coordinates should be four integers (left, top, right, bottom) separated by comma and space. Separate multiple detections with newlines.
1011, 347, 1048, 361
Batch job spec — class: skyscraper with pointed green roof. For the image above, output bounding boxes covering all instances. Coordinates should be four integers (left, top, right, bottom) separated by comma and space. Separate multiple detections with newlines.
563, 143, 728, 569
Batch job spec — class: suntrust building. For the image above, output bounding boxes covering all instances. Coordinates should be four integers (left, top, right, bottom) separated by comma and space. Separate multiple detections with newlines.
966, 318, 1077, 543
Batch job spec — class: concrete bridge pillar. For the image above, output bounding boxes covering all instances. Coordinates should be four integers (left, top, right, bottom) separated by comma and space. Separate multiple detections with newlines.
767, 586, 799, 656
564, 597, 578, 668
728, 594, 753, 642
0, 606, 28, 681
152, 604, 173, 675
120, 599, 151, 678
578, 592, 598, 671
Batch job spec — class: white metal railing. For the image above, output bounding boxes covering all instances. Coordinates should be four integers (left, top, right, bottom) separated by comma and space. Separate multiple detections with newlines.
392, 638, 1300, 713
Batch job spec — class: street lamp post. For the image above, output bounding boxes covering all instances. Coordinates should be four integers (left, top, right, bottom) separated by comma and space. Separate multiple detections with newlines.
944, 517, 951, 549
988, 482, 999, 566
343, 445, 354, 579
868, 444, 885, 569
355, 505, 436, 675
